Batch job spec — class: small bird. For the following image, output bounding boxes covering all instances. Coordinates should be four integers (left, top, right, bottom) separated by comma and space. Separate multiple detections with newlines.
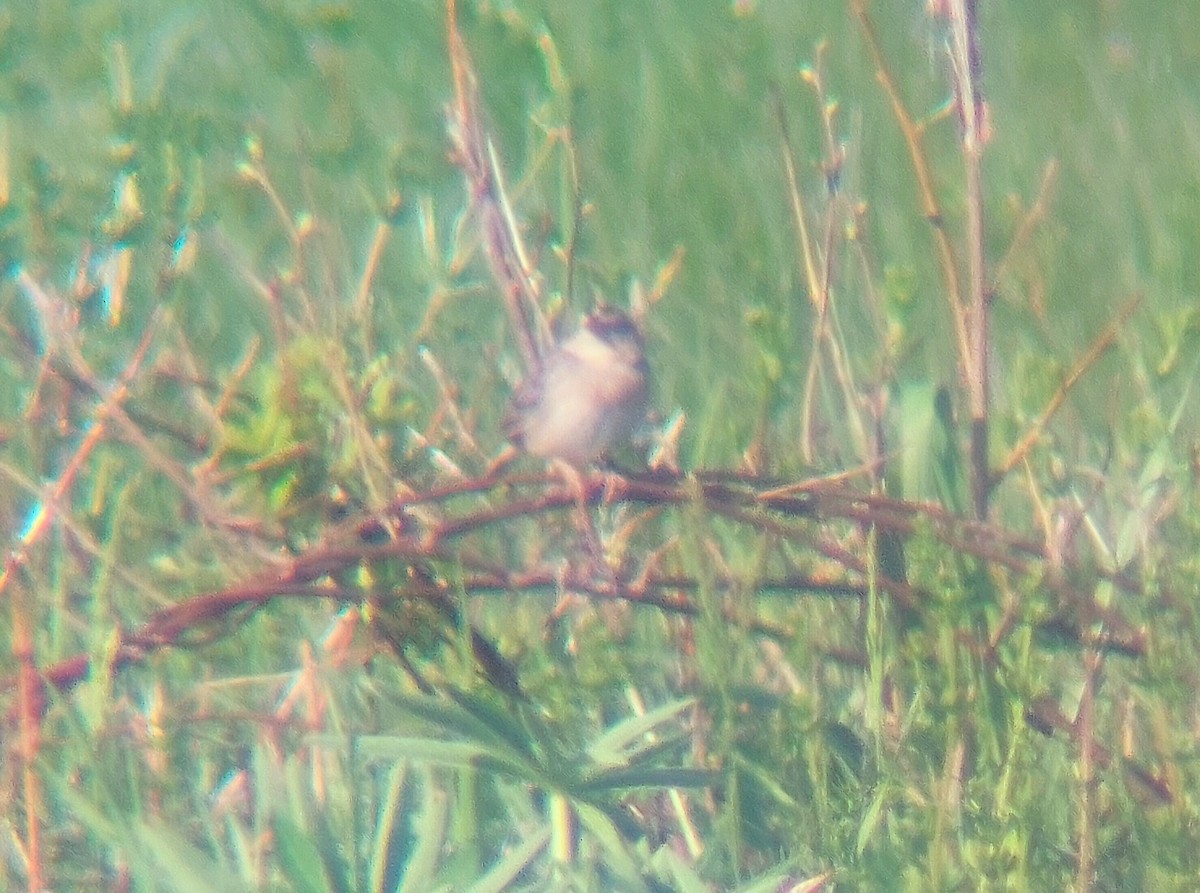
503, 307, 649, 465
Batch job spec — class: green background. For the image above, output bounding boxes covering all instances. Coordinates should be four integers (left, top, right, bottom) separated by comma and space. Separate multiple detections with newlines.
3, 1, 1200, 890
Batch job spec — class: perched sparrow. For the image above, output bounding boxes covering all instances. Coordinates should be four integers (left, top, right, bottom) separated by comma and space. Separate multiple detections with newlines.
503, 308, 649, 465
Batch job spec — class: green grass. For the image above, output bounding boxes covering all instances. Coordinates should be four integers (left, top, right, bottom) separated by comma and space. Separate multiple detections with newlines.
3, 1, 1200, 891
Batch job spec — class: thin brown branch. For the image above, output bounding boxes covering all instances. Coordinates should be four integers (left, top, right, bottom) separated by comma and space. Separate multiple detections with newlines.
1077, 648, 1100, 893
954, 6, 990, 519
850, 0, 970, 389
3, 455, 1150, 771
993, 293, 1143, 486
774, 69, 870, 466
446, 0, 549, 372
991, 160, 1060, 292
1, 274, 161, 595
1026, 696, 1172, 805
13, 585, 44, 893
353, 207, 398, 356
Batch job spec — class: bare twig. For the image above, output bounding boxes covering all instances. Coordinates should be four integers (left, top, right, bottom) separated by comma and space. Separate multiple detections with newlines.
1077, 647, 1100, 893
945, 0, 992, 518
991, 160, 1060, 293
851, 0, 970, 386
353, 202, 400, 355
446, 0, 550, 373
4, 465, 1150, 705
773, 73, 869, 466
993, 293, 1142, 486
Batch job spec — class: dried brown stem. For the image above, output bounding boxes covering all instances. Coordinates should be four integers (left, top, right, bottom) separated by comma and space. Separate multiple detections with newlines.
991, 160, 1060, 292
947, 0, 991, 518
993, 293, 1143, 487
4, 466, 1149, 721
1025, 696, 1172, 806
446, 0, 549, 373
851, 0, 970, 387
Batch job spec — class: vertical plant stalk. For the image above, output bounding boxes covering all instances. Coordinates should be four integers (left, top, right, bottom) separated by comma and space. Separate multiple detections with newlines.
1077, 648, 1101, 893
993, 293, 1140, 482
853, 0, 997, 517
774, 69, 870, 467
353, 209, 398, 357
14, 598, 43, 893
445, 0, 551, 375
851, 1, 970, 378
1, 272, 160, 596
946, 0, 991, 519
5, 269, 157, 892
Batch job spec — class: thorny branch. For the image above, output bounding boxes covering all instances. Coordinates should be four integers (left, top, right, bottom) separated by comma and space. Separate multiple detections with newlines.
5, 468, 1148, 689
1, 458, 1166, 805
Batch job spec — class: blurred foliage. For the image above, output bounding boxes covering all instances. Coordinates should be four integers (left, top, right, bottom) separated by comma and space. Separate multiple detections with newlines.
3, 1, 1200, 892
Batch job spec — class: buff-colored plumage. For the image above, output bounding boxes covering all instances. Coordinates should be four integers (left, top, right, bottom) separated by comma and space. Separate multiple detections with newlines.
503, 309, 649, 465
